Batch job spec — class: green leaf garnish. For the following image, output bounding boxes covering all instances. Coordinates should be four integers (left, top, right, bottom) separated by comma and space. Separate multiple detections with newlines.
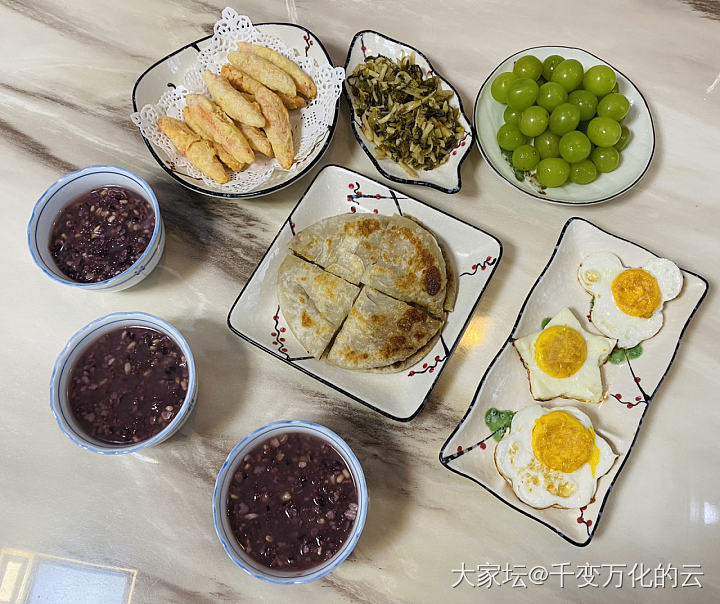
485, 407, 515, 441
608, 344, 644, 365
541, 317, 552, 329
609, 348, 627, 364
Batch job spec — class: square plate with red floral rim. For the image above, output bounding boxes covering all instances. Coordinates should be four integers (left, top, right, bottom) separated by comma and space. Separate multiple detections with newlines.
440, 217, 707, 545
227, 165, 501, 421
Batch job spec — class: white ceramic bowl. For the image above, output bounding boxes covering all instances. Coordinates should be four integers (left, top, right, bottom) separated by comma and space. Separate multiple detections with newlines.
28, 165, 165, 291
475, 46, 655, 205
344, 30, 473, 194
213, 420, 368, 584
132, 20, 341, 199
50, 312, 197, 454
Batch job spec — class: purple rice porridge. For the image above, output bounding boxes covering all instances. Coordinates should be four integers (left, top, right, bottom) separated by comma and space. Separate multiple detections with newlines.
68, 326, 188, 445
226, 432, 359, 571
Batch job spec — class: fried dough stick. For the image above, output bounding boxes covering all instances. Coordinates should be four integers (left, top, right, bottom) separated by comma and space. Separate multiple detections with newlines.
221, 64, 305, 109
157, 116, 228, 183
182, 107, 245, 172
236, 123, 274, 158
185, 94, 254, 165
255, 86, 294, 169
227, 51, 297, 97
203, 70, 265, 128
235, 41, 317, 99
218, 66, 294, 168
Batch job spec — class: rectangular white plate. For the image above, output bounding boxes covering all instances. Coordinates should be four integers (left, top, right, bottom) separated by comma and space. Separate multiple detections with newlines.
440, 217, 708, 545
228, 165, 502, 420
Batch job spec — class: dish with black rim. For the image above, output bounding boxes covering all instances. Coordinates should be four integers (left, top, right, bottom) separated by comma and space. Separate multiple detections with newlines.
475, 46, 655, 205
227, 164, 502, 421
439, 217, 707, 546
131, 22, 339, 199
343, 30, 473, 195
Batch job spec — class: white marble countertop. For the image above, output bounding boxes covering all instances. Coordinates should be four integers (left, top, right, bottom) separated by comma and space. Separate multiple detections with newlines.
2, 1, 719, 602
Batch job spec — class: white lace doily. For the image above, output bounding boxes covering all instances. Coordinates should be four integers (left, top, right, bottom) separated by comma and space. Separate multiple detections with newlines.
131, 8, 345, 193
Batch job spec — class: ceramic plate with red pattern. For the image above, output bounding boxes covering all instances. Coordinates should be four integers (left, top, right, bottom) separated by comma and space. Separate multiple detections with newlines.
227, 164, 502, 421
440, 217, 707, 545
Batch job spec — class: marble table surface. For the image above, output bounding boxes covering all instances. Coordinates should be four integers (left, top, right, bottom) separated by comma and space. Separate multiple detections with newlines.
2, 0, 719, 602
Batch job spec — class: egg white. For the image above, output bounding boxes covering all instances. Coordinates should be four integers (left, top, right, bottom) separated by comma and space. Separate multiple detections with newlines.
495, 405, 617, 509
514, 307, 616, 403
578, 252, 683, 348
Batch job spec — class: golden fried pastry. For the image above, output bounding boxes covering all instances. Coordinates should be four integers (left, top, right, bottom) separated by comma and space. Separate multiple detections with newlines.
185, 94, 255, 165
182, 106, 245, 171
203, 70, 266, 128
221, 64, 306, 110
227, 51, 297, 97
157, 116, 228, 184
277, 92, 306, 110
255, 86, 294, 169
235, 42, 317, 99
237, 123, 274, 158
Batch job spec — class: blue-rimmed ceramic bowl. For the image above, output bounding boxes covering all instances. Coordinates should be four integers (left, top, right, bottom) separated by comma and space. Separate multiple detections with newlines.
28, 165, 165, 291
213, 420, 368, 584
50, 312, 197, 454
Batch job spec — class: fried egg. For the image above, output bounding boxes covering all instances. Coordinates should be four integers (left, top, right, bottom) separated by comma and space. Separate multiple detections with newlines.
513, 308, 616, 403
495, 405, 616, 509
578, 252, 683, 348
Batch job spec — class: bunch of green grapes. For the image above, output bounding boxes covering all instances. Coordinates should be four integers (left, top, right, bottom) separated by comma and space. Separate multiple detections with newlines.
491, 54, 631, 188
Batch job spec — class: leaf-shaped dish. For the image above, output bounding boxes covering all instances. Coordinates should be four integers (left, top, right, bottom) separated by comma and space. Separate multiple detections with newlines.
344, 30, 473, 194
440, 217, 707, 545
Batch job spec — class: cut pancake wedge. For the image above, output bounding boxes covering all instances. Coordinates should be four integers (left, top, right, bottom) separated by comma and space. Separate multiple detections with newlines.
289, 213, 449, 317
326, 287, 443, 371
277, 255, 360, 358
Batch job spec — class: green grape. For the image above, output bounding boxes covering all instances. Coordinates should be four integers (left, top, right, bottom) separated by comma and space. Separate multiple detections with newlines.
583, 65, 616, 97
551, 59, 584, 92
597, 93, 630, 121
549, 102, 581, 136
536, 158, 570, 187
534, 130, 561, 159
491, 71, 518, 104
611, 82, 619, 93
503, 106, 522, 125
587, 116, 622, 147
568, 89, 598, 121
559, 130, 591, 163
615, 125, 632, 151
497, 123, 528, 151
536, 82, 568, 112
513, 55, 543, 80
542, 55, 565, 81
591, 146, 620, 172
506, 78, 539, 110
512, 144, 540, 171
519, 106, 549, 137
569, 159, 597, 184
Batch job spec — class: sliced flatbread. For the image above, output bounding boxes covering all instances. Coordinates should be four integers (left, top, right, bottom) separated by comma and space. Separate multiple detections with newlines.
362, 215, 447, 317
326, 287, 443, 371
277, 255, 360, 358
289, 213, 448, 316
289, 214, 386, 284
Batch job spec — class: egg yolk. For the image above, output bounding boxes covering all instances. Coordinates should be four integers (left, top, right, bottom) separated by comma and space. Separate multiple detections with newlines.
534, 325, 587, 378
532, 411, 597, 474
611, 269, 661, 318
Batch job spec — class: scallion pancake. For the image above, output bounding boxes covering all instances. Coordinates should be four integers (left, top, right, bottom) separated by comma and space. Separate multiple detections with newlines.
289, 213, 448, 317
277, 255, 360, 358
325, 287, 443, 371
